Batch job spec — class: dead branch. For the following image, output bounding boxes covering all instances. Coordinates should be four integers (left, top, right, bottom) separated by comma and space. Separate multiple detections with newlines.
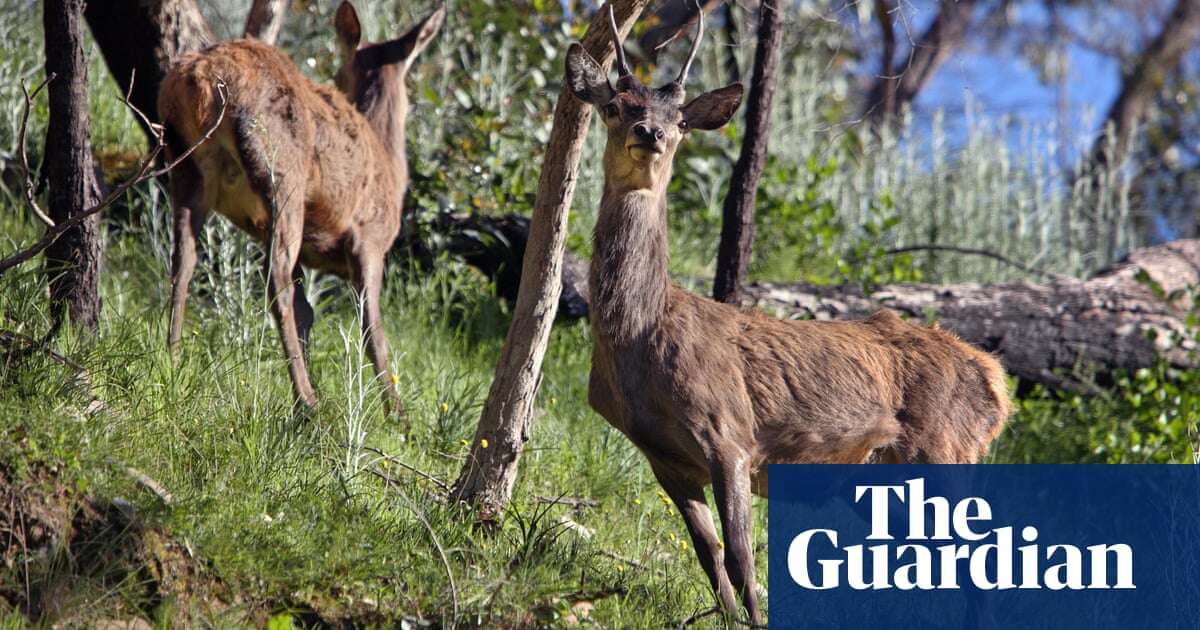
18, 74, 55, 228
674, 606, 720, 629
882, 244, 1073, 282
108, 458, 175, 505
535, 495, 600, 509
0, 329, 83, 372
0, 79, 227, 278
365, 446, 450, 494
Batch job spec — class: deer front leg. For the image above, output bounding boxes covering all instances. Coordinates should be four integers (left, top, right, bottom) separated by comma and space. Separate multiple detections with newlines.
168, 161, 207, 354
650, 462, 739, 616
711, 453, 763, 625
351, 250, 406, 422
266, 205, 318, 410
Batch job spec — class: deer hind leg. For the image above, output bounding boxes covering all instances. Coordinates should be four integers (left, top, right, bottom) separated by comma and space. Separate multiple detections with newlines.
650, 463, 738, 615
167, 148, 208, 354
262, 203, 318, 410
711, 453, 763, 625
232, 120, 318, 410
350, 249, 406, 422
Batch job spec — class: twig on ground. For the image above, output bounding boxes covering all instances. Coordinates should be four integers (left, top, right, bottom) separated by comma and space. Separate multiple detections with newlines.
674, 606, 720, 629
0, 329, 83, 371
0, 329, 103, 413
365, 445, 450, 493
536, 495, 600, 509
597, 549, 648, 568
108, 458, 174, 505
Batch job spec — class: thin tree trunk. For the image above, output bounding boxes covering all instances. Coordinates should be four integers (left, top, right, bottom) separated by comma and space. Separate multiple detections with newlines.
43, 0, 103, 332
861, 0, 978, 124
712, 0, 783, 304
451, 0, 651, 521
84, 0, 214, 141
1086, 0, 1200, 174
244, 0, 288, 45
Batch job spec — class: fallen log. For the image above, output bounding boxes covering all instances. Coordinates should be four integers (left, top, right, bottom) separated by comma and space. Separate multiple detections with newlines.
743, 240, 1200, 389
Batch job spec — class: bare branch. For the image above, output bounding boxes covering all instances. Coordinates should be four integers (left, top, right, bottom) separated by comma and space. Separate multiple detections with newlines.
881, 244, 1073, 282
535, 495, 600, 509
364, 446, 450, 494
109, 458, 175, 505
18, 75, 56, 228
0, 81, 227, 278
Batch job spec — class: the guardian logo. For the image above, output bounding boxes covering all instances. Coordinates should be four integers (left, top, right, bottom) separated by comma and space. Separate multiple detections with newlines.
787, 478, 1135, 591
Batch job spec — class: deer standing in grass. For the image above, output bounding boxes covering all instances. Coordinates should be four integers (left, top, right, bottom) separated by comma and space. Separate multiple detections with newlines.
158, 1, 444, 418
566, 8, 1012, 624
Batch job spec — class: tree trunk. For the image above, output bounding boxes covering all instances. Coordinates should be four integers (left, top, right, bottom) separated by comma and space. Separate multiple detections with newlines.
244, 0, 288, 45
84, 0, 214, 141
1086, 0, 1200, 174
861, 0, 978, 124
741, 240, 1200, 390
712, 0, 783, 304
451, 0, 651, 521
43, 0, 103, 332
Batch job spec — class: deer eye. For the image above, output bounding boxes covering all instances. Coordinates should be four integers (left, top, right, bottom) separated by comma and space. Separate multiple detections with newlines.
602, 103, 619, 119
678, 119, 689, 131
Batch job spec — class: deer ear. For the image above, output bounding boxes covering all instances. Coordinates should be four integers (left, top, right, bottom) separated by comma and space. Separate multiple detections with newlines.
680, 83, 744, 131
335, 1, 362, 54
566, 43, 615, 106
400, 4, 446, 67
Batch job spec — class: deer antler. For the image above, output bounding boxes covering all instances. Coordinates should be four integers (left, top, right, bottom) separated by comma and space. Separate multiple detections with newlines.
608, 3, 632, 78
673, 0, 705, 87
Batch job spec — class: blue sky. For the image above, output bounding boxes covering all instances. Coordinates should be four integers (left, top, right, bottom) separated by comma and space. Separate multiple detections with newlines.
904, 1, 1128, 162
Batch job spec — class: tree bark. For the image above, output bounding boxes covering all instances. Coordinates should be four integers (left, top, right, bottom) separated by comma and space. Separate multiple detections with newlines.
243, 0, 288, 45
1086, 0, 1200, 174
43, 0, 103, 332
712, 0, 783, 304
742, 240, 1200, 389
861, 0, 979, 124
451, 0, 651, 521
84, 0, 214, 141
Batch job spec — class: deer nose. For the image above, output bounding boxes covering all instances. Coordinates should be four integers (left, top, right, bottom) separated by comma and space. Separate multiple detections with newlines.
633, 123, 664, 143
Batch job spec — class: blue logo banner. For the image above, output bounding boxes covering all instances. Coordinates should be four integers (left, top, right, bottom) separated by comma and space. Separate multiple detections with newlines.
768, 465, 1200, 629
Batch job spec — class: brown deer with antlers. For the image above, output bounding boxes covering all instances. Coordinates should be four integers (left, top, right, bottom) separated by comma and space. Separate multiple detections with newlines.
158, 2, 444, 418
566, 7, 1012, 623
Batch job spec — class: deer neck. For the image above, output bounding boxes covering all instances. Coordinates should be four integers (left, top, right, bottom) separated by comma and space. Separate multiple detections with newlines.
359, 88, 409, 192
590, 163, 673, 346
